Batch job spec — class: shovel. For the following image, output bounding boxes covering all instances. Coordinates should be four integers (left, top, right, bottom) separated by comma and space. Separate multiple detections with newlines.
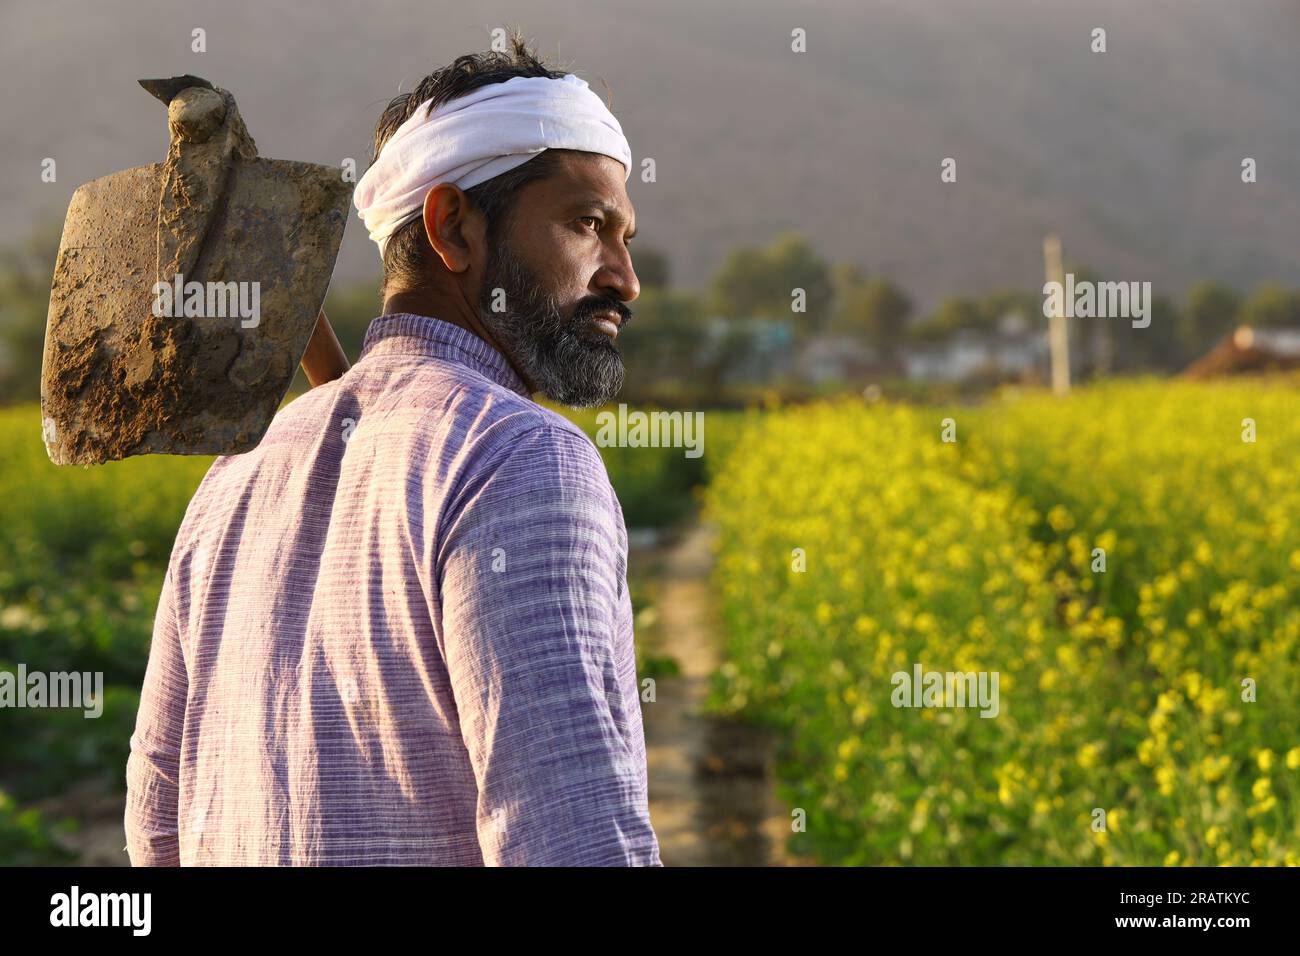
40, 74, 353, 466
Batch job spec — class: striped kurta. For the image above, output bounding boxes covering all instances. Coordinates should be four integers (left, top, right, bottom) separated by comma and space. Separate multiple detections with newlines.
125, 312, 661, 866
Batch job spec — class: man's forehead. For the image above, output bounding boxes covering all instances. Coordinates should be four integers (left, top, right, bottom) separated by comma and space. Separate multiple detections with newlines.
546, 152, 635, 221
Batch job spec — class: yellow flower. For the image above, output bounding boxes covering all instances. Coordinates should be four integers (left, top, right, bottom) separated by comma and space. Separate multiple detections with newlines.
1198, 688, 1228, 716
1200, 754, 1230, 783
1249, 796, 1277, 816
1252, 777, 1272, 801
1047, 505, 1074, 532
1257, 749, 1274, 772
1138, 738, 1157, 766
1286, 747, 1300, 770
1077, 743, 1101, 770
1155, 765, 1177, 796
1164, 850, 1181, 866
1205, 825, 1222, 847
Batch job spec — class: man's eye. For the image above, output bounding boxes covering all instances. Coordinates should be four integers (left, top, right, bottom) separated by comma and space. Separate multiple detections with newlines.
577, 216, 601, 232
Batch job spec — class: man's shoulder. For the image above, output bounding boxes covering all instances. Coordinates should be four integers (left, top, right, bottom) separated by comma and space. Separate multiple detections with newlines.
178, 364, 613, 533
490, 400, 596, 452
396, 369, 598, 467
461, 400, 608, 487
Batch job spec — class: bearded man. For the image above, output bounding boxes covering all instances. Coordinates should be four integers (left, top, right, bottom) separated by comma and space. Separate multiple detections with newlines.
125, 35, 660, 867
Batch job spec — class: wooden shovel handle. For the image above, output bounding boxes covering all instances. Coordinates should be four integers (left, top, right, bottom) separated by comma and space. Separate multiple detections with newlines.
300, 307, 350, 387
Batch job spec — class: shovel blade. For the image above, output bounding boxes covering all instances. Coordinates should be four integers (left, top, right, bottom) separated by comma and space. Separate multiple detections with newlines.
41, 158, 350, 465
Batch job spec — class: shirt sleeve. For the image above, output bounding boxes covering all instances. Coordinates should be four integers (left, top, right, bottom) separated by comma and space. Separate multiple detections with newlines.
437, 424, 661, 866
124, 564, 188, 866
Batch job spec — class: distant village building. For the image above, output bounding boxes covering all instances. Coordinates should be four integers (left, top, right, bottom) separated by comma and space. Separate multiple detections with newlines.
704, 316, 796, 383
703, 309, 1060, 386
1184, 326, 1300, 379
904, 311, 1047, 383
797, 335, 883, 382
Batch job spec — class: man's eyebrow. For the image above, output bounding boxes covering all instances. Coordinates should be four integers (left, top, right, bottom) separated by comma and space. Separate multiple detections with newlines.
569, 199, 637, 239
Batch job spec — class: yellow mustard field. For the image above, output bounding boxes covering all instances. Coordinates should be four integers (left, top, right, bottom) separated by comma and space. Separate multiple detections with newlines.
704, 379, 1300, 865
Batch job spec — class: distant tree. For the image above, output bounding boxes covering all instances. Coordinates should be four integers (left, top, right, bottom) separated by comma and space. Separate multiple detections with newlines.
907, 318, 952, 344
1048, 265, 1136, 379
1112, 294, 1185, 372
834, 278, 911, 365
0, 221, 61, 404
830, 262, 867, 316
324, 281, 383, 359
1148, 295, 1189, 370
1182, 280, 1240, 354
708, 233, 832, 335
934, 296, 985, 333
1237, 283, 1300, 330
978, 289, 1038, 328
699, 322, 757, 397
907, 294, 980, 342
631, 245, 671, 290
617, 286, 711, 398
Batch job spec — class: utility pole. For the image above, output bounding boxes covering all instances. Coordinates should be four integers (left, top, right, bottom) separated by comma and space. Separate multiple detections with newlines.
1043, 234, 1070, 395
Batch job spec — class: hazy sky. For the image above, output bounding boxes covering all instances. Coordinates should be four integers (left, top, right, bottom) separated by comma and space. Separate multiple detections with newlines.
3, 0, 1298, 311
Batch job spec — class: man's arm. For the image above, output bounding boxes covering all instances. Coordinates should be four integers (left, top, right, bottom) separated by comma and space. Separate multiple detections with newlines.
124, 565, 188, 866
437, 424, 660, 866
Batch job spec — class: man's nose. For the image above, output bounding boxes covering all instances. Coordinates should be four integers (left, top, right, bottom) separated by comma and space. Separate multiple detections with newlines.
594, 244, 640, 303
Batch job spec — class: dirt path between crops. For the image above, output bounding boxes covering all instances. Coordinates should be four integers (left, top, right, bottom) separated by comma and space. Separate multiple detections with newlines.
28, 778, 129, 866
634, 522, 806, 867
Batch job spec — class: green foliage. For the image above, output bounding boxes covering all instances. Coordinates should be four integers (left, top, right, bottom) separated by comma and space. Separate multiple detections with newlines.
708, 233, 833, 332
553, 404, 714, 528
616, 287, 711, 403
631, 245, 671, 290
1237, 284, 1300, 332
0, 221, 61, 404
1183, 280, 1241, 354
0, 790, 74, 865
0, 405, 210, 823
833, 277, 912, 358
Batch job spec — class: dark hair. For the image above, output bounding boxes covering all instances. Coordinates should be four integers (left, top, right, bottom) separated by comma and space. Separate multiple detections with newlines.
370, 31, 571, 298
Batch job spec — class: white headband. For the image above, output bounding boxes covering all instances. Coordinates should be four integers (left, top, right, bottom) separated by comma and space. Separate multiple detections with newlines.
354, 73, 631, 256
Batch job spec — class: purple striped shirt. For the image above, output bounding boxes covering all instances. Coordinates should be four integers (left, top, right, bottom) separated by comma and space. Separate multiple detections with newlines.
125, 312, 661, 866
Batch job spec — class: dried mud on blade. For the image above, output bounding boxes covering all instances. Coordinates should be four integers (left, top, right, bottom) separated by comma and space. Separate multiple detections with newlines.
40, 77, 352, 465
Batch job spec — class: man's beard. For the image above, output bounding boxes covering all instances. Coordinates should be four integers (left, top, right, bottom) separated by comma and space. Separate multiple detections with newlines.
476, 237, 630, 408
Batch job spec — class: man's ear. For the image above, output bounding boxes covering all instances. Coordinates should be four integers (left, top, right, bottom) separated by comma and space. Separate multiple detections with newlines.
421, 183, 484, 275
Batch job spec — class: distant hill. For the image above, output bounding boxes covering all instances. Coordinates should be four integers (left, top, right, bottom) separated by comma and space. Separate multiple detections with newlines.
2, 0, 1297, 313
